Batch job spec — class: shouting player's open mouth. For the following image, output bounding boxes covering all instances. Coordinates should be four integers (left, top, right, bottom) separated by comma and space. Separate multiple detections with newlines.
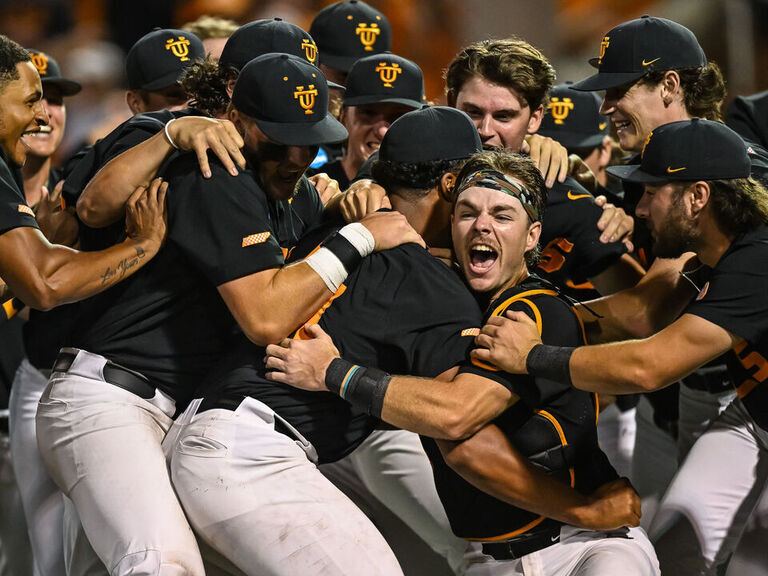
468, 242, 498, 275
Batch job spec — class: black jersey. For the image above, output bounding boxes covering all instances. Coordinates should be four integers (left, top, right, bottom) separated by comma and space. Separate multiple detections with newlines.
685, 225, 768, 431
0, 149, 38, 235
64, 153, 323, 406
196, 223, 483, 464
23, 110, 196, 371
423, 275, 617, 541
536, 176, 626, 293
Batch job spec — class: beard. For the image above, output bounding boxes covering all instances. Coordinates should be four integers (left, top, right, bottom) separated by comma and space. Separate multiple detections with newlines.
651, 197, 698, 259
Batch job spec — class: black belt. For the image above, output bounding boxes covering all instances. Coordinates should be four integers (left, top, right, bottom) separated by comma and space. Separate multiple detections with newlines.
481, 527, 562, 560
681, 363, 732, 394
52, 351, 156, 399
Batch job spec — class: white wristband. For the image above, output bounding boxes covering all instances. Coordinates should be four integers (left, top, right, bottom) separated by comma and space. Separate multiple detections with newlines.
338, 222, 375, 257
164, 118, 180, 150
305, 247, 347, 293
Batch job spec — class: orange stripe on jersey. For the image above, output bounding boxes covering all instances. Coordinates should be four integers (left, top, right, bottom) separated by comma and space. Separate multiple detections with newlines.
465, 515, 547, 542
461, 328, 481, 337
242, 232, 271, 247
536, 409, 575, 487
293, 285, 347, 339
18, 204, 34, 216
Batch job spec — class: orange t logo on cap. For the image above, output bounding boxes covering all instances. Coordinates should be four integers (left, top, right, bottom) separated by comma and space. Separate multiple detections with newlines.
165, 37, 191, 62
356, 23, 380, 51
301, 39, 318, 64
375, 62, 401, 88
548, 97, 574, 125
29, 52, 48, 76
598, 36, 610, 65
294, 85, 318, 114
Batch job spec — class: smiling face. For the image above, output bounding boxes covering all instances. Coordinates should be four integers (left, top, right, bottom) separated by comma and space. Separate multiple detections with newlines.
0, 61, 48, 165
234, 112, 317, 201
340, 101, 413, 173
454, 76, 543, 152
452, 184, 541, 297
23, 83, 65, 160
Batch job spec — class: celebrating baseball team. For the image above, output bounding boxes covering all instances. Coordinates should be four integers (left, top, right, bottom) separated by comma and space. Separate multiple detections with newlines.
1, 2, 767, 575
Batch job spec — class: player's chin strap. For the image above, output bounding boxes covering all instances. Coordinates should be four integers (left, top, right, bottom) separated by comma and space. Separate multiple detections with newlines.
325, 358, 390, 419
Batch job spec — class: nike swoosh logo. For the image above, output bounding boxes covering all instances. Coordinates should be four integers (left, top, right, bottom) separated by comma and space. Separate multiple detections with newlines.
599, 122, 607, 130
551, 535, 560, 543
567, 191, 592, 200
642, 58, 660, 66
666, 166, 687, 173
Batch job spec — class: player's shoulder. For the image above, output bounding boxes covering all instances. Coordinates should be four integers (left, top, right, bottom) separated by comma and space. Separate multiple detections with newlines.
547, 176, 596, 206
718, 225, 768, 272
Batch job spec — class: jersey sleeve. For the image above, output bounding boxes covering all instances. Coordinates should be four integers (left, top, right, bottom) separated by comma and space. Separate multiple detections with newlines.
165, 158, 284, 286
0, 165, 38, 235
684, 238, 768, 343
539, 179, 627, 284
459, 294, 582, 408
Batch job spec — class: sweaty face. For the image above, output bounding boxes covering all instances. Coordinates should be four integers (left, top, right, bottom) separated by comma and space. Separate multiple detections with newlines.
0, 61, 48, 165
454, 76, 542, 152
452, 184, 540, 297
240, 117, 317, 201
23, 84, 66, 160
635, 182, 697, 258
601, 80, 671, 153
341, 102, 414, 174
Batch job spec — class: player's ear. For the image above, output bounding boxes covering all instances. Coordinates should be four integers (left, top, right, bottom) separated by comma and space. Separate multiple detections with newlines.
438, 172, 457, 202
690, 181, 710, 216
526, 220, 542, 251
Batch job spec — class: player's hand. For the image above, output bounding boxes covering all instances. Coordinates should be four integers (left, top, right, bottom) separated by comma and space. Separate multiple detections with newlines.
309, 173, 341, 206
569, 154, 597, 192
471, 311, 542, 373
340, 179, 390, 222
36, 182, 79, 247
360, 210, 425, 251
166, 117, 246, 178
523, 134, 569, 188
125, 177, 168, 253
580, 478, 641, 530
265, 324, 339, 391
595, 195, 634, 251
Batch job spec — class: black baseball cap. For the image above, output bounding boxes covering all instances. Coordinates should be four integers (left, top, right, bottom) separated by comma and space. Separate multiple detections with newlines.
232, 53, 347, 146
379, 106, 481, 163
27, 49, 81, 96
572, 15, 707, 92
538, 82, 608, 149
310, 0, 392, 73
220, 18, 319, 71
607, 118, 751, 183
126, 28, 205, 91
343, 53, 425, 109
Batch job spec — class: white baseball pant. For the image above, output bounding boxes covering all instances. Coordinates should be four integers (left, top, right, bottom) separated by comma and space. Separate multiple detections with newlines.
168, 396, 404, 576
35, 348, 205, 576
649, 398, 768, 575
9, 358, 65, 576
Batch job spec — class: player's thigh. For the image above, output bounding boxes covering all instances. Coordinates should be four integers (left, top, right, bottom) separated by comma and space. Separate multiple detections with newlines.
171, 400, 403, 576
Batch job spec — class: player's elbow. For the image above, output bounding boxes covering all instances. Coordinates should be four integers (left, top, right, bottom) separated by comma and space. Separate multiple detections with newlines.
241, 320, 288, 347
22, 279, 61, 311
438, 402, 490, 441
629, 364, 666, 393
76, 191, 115, 228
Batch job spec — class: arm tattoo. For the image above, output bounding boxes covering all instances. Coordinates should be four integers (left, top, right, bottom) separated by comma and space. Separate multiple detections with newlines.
100, 246, 148, 286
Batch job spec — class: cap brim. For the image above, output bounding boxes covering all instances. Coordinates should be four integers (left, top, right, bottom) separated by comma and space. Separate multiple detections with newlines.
536, 130, 606, 150
588, 57, 599, 69
327, 81, 346, 91
42, 78, 82, 96
571, 71, 645, 92
606, 164, 667, 183
256, 113, 348, 146
342, 95, 423, 109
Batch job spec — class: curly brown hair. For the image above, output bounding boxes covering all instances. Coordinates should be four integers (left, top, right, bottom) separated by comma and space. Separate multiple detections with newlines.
444, 38, 556, 112
179, 56, 238, 117
639, 63, 726, 121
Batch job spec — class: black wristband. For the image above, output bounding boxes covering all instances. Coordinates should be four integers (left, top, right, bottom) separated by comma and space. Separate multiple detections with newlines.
325, 358, 391, 418
526, 344, 575, 386
323, 232, 363, 273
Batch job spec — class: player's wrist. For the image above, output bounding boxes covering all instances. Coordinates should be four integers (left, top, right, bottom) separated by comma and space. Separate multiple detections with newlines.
325, 358, 390, 418
526, 344, 575, 385
305, 224, 374, 293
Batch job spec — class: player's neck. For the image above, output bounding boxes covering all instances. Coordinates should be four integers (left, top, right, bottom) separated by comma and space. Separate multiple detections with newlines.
695, 214, 733, 268
389, 190, 452, 249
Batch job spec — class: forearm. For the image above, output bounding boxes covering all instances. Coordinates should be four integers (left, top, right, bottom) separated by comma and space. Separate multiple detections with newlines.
78, 131, 174, 227
1, 233, 159, 311
380, 374, 513, 440
437, 425, 597, 527
580, 254, 696, 342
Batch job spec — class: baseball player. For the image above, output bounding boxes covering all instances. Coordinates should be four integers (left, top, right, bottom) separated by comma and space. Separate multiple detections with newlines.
35, 53, 415, 576
570, 15, 768, 526
265, 147, 658, 575
309, 52, 425, 190
472, 118, 768, 576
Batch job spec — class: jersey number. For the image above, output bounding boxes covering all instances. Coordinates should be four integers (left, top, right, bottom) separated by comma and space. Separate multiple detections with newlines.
537, 237, 574, 274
